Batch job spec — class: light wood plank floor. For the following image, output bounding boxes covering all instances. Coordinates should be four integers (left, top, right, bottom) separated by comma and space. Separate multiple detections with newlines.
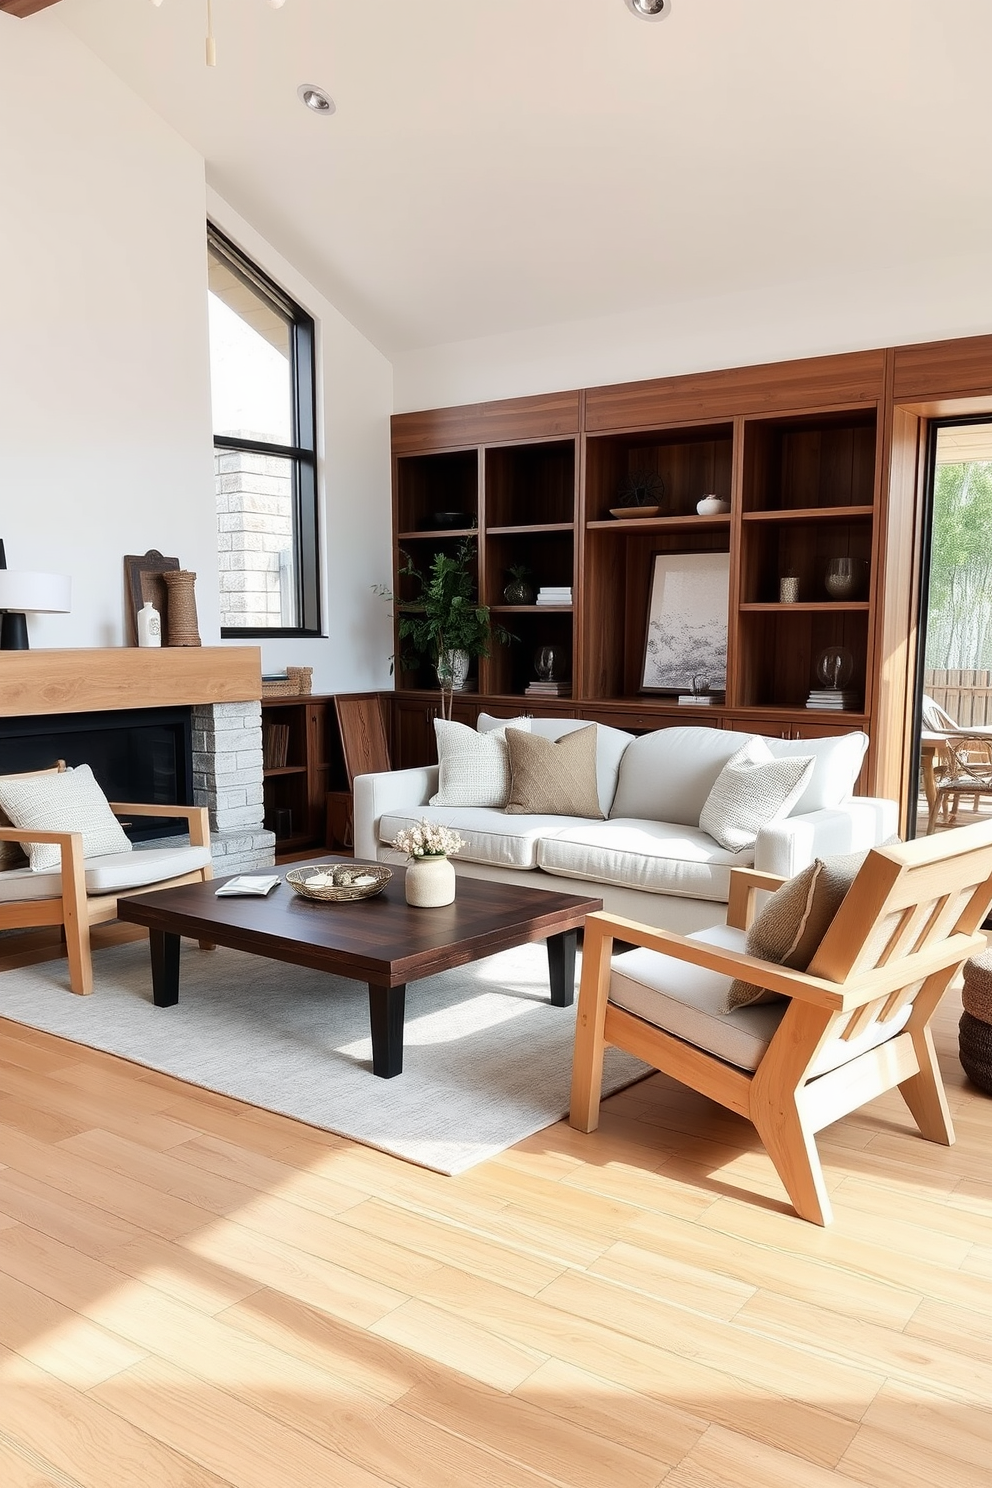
0, 982, 990, 1487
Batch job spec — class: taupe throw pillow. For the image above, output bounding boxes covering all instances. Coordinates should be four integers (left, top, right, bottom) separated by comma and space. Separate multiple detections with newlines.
726, 847, 871, 1010
505, 725, 604, 818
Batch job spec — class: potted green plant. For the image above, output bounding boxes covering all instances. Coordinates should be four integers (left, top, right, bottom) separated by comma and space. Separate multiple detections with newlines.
380, 538, 512, 719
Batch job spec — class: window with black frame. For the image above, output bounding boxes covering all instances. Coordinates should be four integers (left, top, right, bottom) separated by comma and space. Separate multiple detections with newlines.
207, 224, 320, 635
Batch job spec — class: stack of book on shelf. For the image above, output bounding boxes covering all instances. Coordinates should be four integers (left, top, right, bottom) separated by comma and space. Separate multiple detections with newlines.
677, 690, 726, 706
263, 723, 290, 769
806, 689, 859, 711
525, 680, 571, 698
536, 586, 572, 606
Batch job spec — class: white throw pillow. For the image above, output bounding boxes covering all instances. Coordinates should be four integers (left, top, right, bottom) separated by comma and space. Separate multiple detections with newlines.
429, 718, 530, 808
0, 763, 132, 873
699, 737, 815, 853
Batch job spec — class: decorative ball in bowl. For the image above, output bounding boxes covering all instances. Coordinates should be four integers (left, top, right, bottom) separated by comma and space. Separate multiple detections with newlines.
286, 863, 392, 903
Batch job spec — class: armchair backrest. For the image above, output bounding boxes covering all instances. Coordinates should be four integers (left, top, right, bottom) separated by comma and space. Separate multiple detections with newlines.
806, 821, 992, 1040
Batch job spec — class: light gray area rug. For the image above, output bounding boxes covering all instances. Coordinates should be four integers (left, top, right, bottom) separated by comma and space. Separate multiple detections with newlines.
0, 940, 650, 1174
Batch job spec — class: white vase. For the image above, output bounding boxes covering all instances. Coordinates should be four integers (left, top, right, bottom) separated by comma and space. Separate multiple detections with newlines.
137, 600, 162, 647
404, 853, 456, 907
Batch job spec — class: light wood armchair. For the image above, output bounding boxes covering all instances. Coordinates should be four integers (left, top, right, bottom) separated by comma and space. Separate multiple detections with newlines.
0, 800, 212, 996
570, 822, 992, 1224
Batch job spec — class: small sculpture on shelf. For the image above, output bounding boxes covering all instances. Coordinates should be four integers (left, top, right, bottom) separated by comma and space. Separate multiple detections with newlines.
502, 564, 534, 605
807, 645, 858, 711
610, 469, 665, 519
526, 644, 571, 698
696, 494, 730, 516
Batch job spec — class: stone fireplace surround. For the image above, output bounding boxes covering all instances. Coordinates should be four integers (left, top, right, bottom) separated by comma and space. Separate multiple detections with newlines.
0, 648, 275, 876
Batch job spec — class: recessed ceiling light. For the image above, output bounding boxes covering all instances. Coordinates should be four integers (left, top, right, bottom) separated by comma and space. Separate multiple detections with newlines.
297, 83, 336, 115
625, 0, 672, 19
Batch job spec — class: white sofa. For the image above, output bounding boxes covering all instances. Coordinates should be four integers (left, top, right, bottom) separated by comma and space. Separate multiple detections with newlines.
354, 718, 899, 933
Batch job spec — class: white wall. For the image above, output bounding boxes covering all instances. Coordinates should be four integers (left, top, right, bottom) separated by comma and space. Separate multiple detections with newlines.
0, 14, 394, 695
206, 192, 394, 693
392, 250, 992, 413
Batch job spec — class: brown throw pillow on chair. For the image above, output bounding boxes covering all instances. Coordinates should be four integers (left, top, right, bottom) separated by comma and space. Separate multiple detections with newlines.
725, 847, 872, 1010
504, 725, 604, 818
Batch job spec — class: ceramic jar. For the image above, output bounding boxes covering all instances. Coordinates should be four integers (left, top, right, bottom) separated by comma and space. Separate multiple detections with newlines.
136, 600, 162, 647
696, 495, 730, 516
404, 854, 456, 907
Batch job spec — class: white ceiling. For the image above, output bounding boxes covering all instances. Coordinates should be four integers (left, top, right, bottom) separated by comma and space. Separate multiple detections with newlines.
54, 0, 992, 358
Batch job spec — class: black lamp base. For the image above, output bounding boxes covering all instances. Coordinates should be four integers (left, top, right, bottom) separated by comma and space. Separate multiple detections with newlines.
0, 612, 29, 650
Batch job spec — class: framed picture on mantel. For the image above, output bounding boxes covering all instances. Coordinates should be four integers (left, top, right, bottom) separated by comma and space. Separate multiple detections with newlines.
123, 550, 179, 646
640, 550, 730, 693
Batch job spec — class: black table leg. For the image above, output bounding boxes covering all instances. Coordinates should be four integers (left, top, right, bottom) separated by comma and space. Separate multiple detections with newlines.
547, 929, 577, 1007
150, 929, 181, 1007
368, 982, 406, 1078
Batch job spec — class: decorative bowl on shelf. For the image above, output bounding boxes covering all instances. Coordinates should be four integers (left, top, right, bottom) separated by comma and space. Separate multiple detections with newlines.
429, 510, 473, 529
610, 505, 660, 519
286, 863, 392, 903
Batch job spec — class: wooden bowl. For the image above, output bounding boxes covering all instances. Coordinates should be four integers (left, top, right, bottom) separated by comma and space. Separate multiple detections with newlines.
286, 863, 392, 903
609, 505, 660, 519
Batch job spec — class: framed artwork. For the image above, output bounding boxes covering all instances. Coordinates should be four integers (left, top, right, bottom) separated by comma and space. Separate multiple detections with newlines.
640, 550, 730, 693
123, 550, 179, 646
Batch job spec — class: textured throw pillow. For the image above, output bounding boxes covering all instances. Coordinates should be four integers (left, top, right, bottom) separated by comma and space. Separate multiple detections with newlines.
726, 846, 871, 1010
0, 763, 132, 873
429, 717, 530, 808
699, 737, 814, 853
0, 762, 67, 871
505, 725, 604, 818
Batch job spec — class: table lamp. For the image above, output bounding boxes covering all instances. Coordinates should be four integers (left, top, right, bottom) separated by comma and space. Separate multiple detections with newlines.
0, 569, 72, 649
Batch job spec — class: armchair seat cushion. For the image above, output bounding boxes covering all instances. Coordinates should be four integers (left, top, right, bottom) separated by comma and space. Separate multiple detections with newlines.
537, 819, 748, 901
0, 844, 212, 903
610, 923, 912, 1075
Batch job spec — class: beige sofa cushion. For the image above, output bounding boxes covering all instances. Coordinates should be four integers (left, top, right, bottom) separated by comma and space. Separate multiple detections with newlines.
610, 727, 753, 826
0, 761, 65, 871
536, 818, 747, 902
610, 924, 912, 1074
379, 806, 582, 871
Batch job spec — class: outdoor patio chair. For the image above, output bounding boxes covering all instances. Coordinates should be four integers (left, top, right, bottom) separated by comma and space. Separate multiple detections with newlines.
570, 822, 992, 1224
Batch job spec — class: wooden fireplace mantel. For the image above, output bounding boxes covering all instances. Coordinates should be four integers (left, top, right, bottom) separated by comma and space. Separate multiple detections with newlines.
0, 647, 262, 718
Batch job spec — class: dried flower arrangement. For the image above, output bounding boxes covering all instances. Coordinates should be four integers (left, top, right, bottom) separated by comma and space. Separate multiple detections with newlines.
391, 819, 466, 860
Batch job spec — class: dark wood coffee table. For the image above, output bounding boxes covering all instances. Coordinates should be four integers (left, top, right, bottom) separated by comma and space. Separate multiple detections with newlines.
117, 860, 602, 1078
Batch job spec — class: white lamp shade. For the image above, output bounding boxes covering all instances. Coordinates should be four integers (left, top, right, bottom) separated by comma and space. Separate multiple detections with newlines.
0, 571, 72, 613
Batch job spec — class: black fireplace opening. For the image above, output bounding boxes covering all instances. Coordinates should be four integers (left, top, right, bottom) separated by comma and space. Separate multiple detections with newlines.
0, 707, 194, 844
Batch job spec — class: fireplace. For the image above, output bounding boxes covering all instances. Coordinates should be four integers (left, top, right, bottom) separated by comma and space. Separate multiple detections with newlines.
0, 648, 275, 873
0, 707, 192, 843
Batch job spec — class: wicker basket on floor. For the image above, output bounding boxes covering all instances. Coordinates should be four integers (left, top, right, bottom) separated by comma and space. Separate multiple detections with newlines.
262, 666, 313, 697
960, 950, 992, 1095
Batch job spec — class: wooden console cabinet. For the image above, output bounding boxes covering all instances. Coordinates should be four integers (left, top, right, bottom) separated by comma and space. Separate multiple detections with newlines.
261, 695, 347, 855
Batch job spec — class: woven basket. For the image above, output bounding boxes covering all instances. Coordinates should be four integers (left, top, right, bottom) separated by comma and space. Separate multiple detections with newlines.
262, 666, 313, 697
962, 950, 992, 1024
286, 862, 392, 903
959, 1011, 992, 1095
